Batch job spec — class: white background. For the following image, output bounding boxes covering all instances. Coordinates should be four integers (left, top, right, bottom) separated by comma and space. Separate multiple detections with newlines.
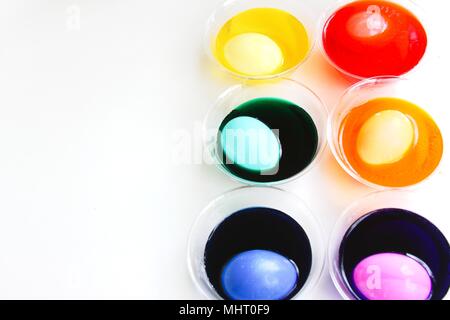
0, 0, 448, 299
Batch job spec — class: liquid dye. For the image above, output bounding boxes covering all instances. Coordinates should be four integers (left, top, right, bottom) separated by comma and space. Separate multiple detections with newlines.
339, 208, 450, 300
204, 207, 312, 300
340, 97, 443, 187
218, 97, 318, 183
322, 0, 427, 78
214, 8, 310, 77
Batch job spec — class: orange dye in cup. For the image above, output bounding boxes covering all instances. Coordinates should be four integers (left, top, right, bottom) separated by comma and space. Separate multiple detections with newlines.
340, 97, 443, 187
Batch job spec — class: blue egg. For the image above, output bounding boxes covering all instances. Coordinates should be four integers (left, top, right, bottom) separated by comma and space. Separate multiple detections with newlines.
220, 116, 281, 172
221, 249, 298, 300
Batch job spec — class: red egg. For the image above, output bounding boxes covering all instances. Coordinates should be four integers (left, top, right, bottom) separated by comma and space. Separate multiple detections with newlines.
322, 0, 427, 78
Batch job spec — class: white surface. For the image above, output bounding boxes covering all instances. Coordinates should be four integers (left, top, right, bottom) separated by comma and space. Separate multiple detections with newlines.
0, 0, 448, 299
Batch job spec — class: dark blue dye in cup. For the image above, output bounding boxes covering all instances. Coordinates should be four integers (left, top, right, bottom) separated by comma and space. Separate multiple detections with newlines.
204, 207, 312, 300
339, 208, 450, 300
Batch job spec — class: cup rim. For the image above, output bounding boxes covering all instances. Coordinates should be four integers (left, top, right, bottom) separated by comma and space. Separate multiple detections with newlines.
327, 75, 444, 190
187, 186, 326, 300
318, 0, 430, 80
204, 0, 318, 80
204, 78, 328, 186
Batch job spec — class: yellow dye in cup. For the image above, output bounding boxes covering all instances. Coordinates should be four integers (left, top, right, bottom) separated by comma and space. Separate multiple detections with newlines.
213, 8, 310, 78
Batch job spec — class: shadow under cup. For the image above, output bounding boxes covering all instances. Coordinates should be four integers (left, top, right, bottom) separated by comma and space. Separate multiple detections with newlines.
188, 187, 324, 300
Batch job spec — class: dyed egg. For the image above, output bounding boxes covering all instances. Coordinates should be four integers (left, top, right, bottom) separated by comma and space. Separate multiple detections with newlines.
220, 116, 281, 173
352, 253, 432, 300
224, 33, 284, 76
356, 110, 415, 165
221, 250, 298, 300
322, 0, 427, 78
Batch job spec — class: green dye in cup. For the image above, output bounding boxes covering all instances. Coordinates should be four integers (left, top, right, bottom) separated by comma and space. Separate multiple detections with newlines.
217, 97, 318, 183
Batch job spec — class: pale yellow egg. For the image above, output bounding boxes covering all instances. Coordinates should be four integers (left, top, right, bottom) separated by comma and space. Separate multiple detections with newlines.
223, 33, 284, 76
357, 110, 415, 165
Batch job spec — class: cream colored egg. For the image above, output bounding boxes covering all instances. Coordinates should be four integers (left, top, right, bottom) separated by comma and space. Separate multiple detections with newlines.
357, 110, 415, 165
224, 33, 284, 76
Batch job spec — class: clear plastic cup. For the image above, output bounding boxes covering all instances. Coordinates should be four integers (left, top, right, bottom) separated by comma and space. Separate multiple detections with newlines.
204, 78, 328, 186
187, 186, 325, 300
328, 76, 444, 189
205, 0, 317, 80
319, 0, 429, 80
328, 190, 450, 300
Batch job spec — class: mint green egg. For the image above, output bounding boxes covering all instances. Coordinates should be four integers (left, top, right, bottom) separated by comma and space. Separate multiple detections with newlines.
220, 116, 281, 173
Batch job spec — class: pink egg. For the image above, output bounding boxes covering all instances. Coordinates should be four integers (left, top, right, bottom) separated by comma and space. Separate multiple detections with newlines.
352, 253, 432, 300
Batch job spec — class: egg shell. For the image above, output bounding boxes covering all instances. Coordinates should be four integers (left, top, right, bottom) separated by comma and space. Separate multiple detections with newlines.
356, 110, 414, 165
224, 33, 284, 76
220, 116, 281, 173
221, 249, 298, 300
352, 252, 432, 300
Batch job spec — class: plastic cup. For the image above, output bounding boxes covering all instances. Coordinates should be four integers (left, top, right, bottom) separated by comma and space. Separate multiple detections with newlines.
187, 187, 325, 300
328, 76, 444, 189
319, 0, 429, 80
205, 0, 316, 80
328, 190, 450, 300
204, 78, 328, 186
